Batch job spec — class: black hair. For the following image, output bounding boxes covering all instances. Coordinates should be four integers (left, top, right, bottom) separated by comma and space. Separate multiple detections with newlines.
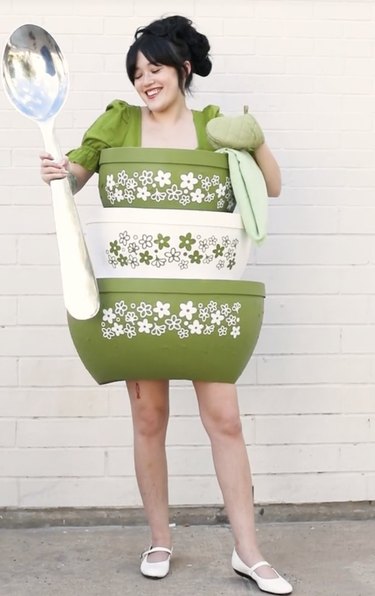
126, 15, 212, 93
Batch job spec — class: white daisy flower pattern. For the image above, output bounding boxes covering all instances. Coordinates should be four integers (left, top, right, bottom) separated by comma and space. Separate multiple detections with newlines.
103, 166, 234, 210
100, 299, 243, 341
179, 301, 198, 321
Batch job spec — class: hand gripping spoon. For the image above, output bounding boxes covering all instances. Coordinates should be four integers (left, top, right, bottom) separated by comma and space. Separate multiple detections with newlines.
2, 24, 99, 320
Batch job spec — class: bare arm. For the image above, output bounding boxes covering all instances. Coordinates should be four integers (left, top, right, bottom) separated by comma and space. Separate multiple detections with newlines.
40, 152, 94, 194
252, 143, 281, 198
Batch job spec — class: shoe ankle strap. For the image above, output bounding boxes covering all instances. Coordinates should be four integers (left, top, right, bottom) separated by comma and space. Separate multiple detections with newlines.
141, 546, 172, 558
249, 560, 271, 573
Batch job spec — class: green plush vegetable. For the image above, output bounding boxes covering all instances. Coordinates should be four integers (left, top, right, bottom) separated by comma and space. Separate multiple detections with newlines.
206, 105, 265, 152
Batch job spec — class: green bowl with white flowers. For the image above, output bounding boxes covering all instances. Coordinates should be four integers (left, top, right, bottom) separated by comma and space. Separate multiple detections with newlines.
67, 277, 265, 384
98, 148, 235, 212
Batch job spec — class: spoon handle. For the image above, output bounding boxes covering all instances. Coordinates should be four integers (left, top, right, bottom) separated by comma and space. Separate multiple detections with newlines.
39, 119, 100, 320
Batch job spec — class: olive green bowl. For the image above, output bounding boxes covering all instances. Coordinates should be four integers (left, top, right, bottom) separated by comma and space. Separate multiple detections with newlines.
98, 147, 235, 212
67, 278, 265, 384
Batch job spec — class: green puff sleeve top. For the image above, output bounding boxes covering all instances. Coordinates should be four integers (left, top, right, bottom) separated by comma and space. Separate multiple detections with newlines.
66, 100, 221, 172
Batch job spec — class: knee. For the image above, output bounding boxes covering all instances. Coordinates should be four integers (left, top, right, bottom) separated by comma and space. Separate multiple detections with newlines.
203, 409, 243, 440
133, 403, 169, 438
128, 380, 169, 439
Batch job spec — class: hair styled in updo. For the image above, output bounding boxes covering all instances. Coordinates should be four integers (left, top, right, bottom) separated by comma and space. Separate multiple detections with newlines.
126, 15, 212, 93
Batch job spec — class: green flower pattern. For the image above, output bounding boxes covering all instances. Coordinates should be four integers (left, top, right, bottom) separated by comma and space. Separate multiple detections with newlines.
104, 168, 235, 211
106, 230, 239, 272
101, 299, 242, 341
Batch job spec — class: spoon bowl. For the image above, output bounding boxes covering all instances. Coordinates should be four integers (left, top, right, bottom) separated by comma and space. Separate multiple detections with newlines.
2, 24, 99, 321
2, 23, 68, 122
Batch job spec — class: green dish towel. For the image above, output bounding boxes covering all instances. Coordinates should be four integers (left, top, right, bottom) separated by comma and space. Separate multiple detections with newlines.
216, 148, 268, 244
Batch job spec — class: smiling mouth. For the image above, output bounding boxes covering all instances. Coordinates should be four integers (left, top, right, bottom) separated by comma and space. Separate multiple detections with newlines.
146, 88, 161, 98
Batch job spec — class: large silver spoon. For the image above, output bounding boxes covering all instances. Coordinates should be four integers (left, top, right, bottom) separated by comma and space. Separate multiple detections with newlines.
2, 24, 99, 320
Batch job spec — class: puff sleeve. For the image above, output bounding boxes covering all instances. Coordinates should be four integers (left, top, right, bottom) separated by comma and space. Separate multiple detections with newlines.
66, 100, 132, 172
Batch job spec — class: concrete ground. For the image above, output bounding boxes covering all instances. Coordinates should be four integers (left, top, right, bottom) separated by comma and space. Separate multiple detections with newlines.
0, 521, 374, 596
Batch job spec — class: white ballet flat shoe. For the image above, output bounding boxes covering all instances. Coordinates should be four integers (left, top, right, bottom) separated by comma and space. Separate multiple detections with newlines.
140, 546, 172, 579
232, 549, 293, 595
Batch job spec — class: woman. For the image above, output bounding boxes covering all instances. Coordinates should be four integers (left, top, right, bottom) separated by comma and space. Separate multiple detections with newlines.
40, 15, 292, 595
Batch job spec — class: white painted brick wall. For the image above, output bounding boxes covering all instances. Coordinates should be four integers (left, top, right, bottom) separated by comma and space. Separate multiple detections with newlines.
1, 0, 375, 508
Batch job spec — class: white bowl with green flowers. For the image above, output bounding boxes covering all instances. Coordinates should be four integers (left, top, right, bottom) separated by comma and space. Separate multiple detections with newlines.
84, 208, 251, 280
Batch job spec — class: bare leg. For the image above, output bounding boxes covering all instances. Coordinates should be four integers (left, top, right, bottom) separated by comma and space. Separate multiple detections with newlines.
127, 379, 171, 562
193, 381, 277, 579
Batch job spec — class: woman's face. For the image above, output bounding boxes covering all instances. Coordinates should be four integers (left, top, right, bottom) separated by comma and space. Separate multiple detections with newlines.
133, 51, 183, 112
